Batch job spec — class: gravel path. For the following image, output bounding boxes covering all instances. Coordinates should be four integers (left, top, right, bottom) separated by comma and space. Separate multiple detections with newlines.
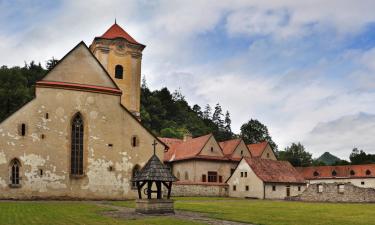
97, 202, 252, 225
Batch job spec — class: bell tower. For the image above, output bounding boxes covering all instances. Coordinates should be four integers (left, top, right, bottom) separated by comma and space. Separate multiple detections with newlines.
90, 22, 145, 118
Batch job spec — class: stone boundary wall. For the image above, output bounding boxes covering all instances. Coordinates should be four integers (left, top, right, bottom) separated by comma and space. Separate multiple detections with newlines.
290, 182, 375, 203
169, 182, 229, 197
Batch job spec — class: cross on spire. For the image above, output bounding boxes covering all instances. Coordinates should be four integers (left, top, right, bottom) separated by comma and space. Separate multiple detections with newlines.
152, 140, 158, 155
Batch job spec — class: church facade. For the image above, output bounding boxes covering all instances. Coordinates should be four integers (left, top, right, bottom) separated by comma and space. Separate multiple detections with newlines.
0, 24, 166, 199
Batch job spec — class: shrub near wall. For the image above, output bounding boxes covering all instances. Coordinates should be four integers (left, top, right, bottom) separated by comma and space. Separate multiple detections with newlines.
169, 182, 229, 197
293, 182, 375, 203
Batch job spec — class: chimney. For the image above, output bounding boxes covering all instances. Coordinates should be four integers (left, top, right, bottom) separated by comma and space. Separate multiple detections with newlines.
183, 132, 193, 142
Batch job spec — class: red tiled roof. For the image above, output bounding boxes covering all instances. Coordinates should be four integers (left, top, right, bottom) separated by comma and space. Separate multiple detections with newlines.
162, 134, 234, 162
247, 141, 268, 157
219, 139, 241, 155
97, 23, 144, 46
159, 137, 183, 147
163, 134, 212, 162
245, 157, 305, 183
296, 164, 375, 180
36, 81, 122, 95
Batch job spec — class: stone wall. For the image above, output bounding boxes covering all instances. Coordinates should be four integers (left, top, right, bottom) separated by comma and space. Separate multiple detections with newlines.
292, 182, 375, 203
170, 182, 229, 197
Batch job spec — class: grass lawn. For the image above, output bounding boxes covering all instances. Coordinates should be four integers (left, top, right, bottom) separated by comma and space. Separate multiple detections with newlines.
0, 201, 202, 225
114, 197, 375, 225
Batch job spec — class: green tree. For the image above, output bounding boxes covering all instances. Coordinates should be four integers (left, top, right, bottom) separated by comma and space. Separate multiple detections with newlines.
240, 119, 277, 150
278, 142, 312, 167
350, 148, 375, 165
46, 57, 59, 71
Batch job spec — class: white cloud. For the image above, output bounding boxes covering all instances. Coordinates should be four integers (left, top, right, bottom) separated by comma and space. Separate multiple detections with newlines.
1, 0, 375, 157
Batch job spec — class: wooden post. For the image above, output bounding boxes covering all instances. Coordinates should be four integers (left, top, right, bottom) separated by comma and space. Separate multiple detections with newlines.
136, 181, 142, 199
167, 181, 172, 199
156, 181, 162, 199
147, 181, 152, 199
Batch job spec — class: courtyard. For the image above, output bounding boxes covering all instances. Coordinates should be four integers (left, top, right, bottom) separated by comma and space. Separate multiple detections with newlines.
1, 197, 374, 225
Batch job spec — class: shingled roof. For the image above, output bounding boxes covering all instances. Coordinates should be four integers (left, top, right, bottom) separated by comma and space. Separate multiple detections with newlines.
245, 157, 305, 183
133, 155, 177, 182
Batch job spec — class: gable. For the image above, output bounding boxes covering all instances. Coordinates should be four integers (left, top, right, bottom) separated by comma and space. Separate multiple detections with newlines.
199, 135, 224, 157
261, 145, 277, 160
43, 42, 117, 88
231, 140, 251, 159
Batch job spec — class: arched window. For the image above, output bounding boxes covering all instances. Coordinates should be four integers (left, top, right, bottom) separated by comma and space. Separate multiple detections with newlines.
184, 171, 189, 180
10, 159, 21, 186
71, 113, 84, 176
131, 165, 141, 189
350, 170, 355, 176
115, 65, 123, 79
366, 170, 371, 176
332, 170, 337, 177
313, 171, 319, 177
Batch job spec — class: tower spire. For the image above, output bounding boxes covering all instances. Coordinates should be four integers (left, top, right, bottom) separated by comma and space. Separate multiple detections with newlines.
115, 18, 117, 24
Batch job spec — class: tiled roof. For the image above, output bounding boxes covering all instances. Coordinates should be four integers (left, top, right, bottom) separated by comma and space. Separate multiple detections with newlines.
219, 139, 241, 155
245, 157, 305, 183
296, 164, 375, 180
97, 23, 144, 46
247, 141, 268, 157
159, 137, 183, 147
164, 134, 230, 162
133, 155, 177, 182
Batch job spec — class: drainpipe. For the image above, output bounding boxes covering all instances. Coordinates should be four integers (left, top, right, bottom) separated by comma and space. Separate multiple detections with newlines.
263, 182, 266, 199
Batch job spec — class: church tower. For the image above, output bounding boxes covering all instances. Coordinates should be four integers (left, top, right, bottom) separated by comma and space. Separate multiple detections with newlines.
90, 22, 145, 118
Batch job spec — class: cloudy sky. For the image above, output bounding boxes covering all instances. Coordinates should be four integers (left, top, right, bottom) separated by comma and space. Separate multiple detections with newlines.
1, 0, 375, 158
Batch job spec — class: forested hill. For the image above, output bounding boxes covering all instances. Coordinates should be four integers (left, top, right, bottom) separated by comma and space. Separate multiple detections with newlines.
140, 78, 234, 140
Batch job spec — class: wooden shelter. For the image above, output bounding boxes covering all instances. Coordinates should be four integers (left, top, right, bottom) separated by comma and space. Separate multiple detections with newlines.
133, 141, 177, 213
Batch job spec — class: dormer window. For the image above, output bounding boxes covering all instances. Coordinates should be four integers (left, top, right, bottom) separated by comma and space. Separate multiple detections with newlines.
350, 170, 355, 176
366, 170, 371, 176
313, 171, 319, 177
115, 65, 123, 79
332, 170, 337, 177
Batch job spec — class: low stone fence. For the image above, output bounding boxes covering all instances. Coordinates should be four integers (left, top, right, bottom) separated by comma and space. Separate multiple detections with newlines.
169, 181, 229, 197
290, 182, 375, 203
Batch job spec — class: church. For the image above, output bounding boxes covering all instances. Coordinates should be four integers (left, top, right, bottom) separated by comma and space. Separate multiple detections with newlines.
0, 23, 166, 199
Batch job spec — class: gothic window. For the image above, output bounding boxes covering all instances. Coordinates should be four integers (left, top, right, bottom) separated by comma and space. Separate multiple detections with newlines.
115, 65, 123, 79
71, 113, 84, 176
10, 159, 21, 187
131, 165, 140, 189
184, 171, 189, 180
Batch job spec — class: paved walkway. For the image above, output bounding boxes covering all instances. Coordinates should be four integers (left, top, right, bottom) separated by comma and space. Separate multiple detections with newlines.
97, 202, 252, 225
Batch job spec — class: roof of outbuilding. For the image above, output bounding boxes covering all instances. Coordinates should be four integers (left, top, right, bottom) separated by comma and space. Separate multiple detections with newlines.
296, 164, 375, 180
96, 23, 144, 46
245, 157, 305, 183
247, 141, 269, 157
133, 154, 177, 182
219, 139, 242, 156
163, 134, 213, 162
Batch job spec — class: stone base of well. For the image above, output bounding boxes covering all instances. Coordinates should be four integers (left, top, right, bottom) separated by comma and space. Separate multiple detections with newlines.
135, 199, 174, 214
